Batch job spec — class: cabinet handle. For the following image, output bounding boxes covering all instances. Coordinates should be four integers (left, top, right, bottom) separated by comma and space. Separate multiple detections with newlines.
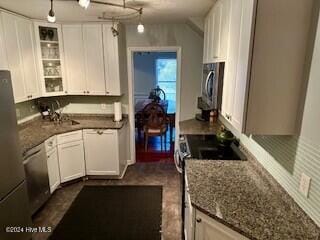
97, 130, 104, 135
106, 91, 110, 94
196, 218, 202, 223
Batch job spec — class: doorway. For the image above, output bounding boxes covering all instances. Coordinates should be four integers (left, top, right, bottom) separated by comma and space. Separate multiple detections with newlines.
127, 47, 182, 164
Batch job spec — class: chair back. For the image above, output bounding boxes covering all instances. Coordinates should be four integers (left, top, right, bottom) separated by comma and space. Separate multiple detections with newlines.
149, 86, 166, 101
142, 102, 167, 129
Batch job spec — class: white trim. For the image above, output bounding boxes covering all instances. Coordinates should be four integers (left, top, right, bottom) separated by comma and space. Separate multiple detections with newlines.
127, 46, 182, 164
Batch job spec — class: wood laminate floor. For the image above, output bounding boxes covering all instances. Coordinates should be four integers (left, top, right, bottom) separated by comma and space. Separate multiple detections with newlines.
32, 162, 182, 240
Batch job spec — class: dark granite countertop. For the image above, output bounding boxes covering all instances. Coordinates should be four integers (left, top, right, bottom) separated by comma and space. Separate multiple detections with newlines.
19, 115, 127, 156
185, 148, 320, 240
179, 118, 221, 135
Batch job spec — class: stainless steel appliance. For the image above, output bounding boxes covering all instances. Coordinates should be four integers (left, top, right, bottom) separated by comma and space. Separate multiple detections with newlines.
0, 70, 32, 240
197, 63, 224, 121
23, 143, 50, 215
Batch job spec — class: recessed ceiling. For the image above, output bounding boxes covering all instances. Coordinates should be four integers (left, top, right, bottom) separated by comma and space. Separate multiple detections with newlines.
0, 0, 215, 23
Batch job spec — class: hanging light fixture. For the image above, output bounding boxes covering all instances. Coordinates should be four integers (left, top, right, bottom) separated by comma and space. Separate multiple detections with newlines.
47, 0, 56, 23
137, 9, 144, 34
79, 0, 90, 9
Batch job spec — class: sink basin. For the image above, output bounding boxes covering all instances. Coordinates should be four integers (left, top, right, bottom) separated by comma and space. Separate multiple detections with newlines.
41, 119, 80, 128
198, 145, 242, 160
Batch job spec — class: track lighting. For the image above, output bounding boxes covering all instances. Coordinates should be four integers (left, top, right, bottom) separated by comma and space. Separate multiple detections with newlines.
47, 0, 56, 23
79, 0, 90, 9
137, 10, 144, 34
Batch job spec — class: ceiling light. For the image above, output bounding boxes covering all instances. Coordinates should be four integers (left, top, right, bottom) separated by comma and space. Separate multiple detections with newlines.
79, 0, 90, 9
137, 23, 144, 33
47, 0, 56, 23
137, 10, 144, 34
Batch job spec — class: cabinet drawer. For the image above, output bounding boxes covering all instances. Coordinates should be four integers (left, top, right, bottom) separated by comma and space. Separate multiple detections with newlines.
45, 135, 57, 152
83, 129, 116, 135
57, 130, 83, 145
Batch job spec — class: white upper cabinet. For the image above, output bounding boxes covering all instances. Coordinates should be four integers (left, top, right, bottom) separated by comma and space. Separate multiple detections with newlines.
0, 14, 8, 70
221, 0, 315, 135
62, 24, 86, 95
16, 18, 40, 99
103, 23, 124, 96
1, 12, 39, 103
203, 0, 230, 63
34, 22, 67, 97
83, 24, 106, 95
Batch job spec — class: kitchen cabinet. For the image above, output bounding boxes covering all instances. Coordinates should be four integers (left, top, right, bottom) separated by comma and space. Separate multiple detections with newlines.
62, 24, 106, 95
221, 0, 315, 135
0, 14, 8, 70
83, 127, 128, 176
1, 12, 39, 102
57, 131, 85, 183
194, 210, 248, 240
46, 147, 60, 193
184, 175, 194, 240
34, 22, 67, 96
62, 24, 86, 95
203, 0, 230, 63
103, 23, 126, 95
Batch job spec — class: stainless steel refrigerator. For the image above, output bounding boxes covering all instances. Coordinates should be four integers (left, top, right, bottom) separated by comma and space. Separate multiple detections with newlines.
0, 70, 32, 240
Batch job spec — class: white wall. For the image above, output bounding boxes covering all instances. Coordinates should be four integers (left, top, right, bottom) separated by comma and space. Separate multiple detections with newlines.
221, 13, 320, 226
126, 23, 203, 121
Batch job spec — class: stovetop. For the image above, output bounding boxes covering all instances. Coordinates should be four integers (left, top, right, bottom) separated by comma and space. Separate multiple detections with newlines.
185, 135, 246, 161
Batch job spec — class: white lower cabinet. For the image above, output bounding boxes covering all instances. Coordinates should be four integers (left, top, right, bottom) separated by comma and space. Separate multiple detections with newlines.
46, 147, 60, 193
57, 140, 85, 183
83, 127, 127, 176
194, 210, 248, 240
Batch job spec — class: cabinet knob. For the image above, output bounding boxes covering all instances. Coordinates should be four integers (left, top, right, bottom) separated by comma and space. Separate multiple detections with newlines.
106, 91, 110, 94
83, 91, 86, 94
97, 130, 103, 135
65, 91, 68, 94
87, 91, 90, 94
196, 218, 202, 223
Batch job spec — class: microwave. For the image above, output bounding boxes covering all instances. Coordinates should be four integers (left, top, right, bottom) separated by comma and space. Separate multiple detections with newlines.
200, 63, 224, 110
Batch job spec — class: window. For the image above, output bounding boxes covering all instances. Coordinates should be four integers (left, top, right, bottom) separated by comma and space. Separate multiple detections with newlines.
156, 58, 177, 103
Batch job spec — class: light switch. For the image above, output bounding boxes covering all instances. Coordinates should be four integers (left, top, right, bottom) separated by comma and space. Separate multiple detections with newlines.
299, 173, 311, 198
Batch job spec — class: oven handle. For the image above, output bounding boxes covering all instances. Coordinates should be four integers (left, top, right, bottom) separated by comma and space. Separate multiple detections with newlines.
174, 150, 183, 174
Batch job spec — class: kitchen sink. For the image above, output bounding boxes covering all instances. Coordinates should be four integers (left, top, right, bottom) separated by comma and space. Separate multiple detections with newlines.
41, 119, 80, 128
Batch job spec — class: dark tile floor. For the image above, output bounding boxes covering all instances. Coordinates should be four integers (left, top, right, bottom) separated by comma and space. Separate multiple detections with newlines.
32, 162, 182, 240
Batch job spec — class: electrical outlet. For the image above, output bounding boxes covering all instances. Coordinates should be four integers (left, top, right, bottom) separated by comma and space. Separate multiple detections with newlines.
299, 173, 311, 198
101, 103, 107, 110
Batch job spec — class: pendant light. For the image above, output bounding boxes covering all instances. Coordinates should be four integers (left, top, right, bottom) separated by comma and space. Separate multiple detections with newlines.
79, 0, 90, 9
137, 10, 144, 34
47, 0, 56, 23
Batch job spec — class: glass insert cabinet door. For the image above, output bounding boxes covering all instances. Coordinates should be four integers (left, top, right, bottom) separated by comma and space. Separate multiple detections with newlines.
34, 22, 66, 96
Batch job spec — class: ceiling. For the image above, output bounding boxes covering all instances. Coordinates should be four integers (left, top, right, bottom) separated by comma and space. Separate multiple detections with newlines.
0, 0, 215, 23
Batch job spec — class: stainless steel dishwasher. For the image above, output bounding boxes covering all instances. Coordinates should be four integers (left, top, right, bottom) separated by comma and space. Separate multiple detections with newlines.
23, 143, 50, 215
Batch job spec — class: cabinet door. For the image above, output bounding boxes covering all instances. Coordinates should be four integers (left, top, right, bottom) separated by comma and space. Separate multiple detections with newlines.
221, 0, 243, 123
195, 211, 248, 240
1, 13, 27, 103
0, 15, 8, 70
47, 147, 60, 193
58, 140, 85, 183
230, 0, 255, 132
211, 2, 222, 62
84, 130, 119, 175
83, 24, 106, 95
203, 15, 210, 64
219, 0, 231, 61
16, 18, 40, 99
62, 24, 86, 95
103, 24, 121, 95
